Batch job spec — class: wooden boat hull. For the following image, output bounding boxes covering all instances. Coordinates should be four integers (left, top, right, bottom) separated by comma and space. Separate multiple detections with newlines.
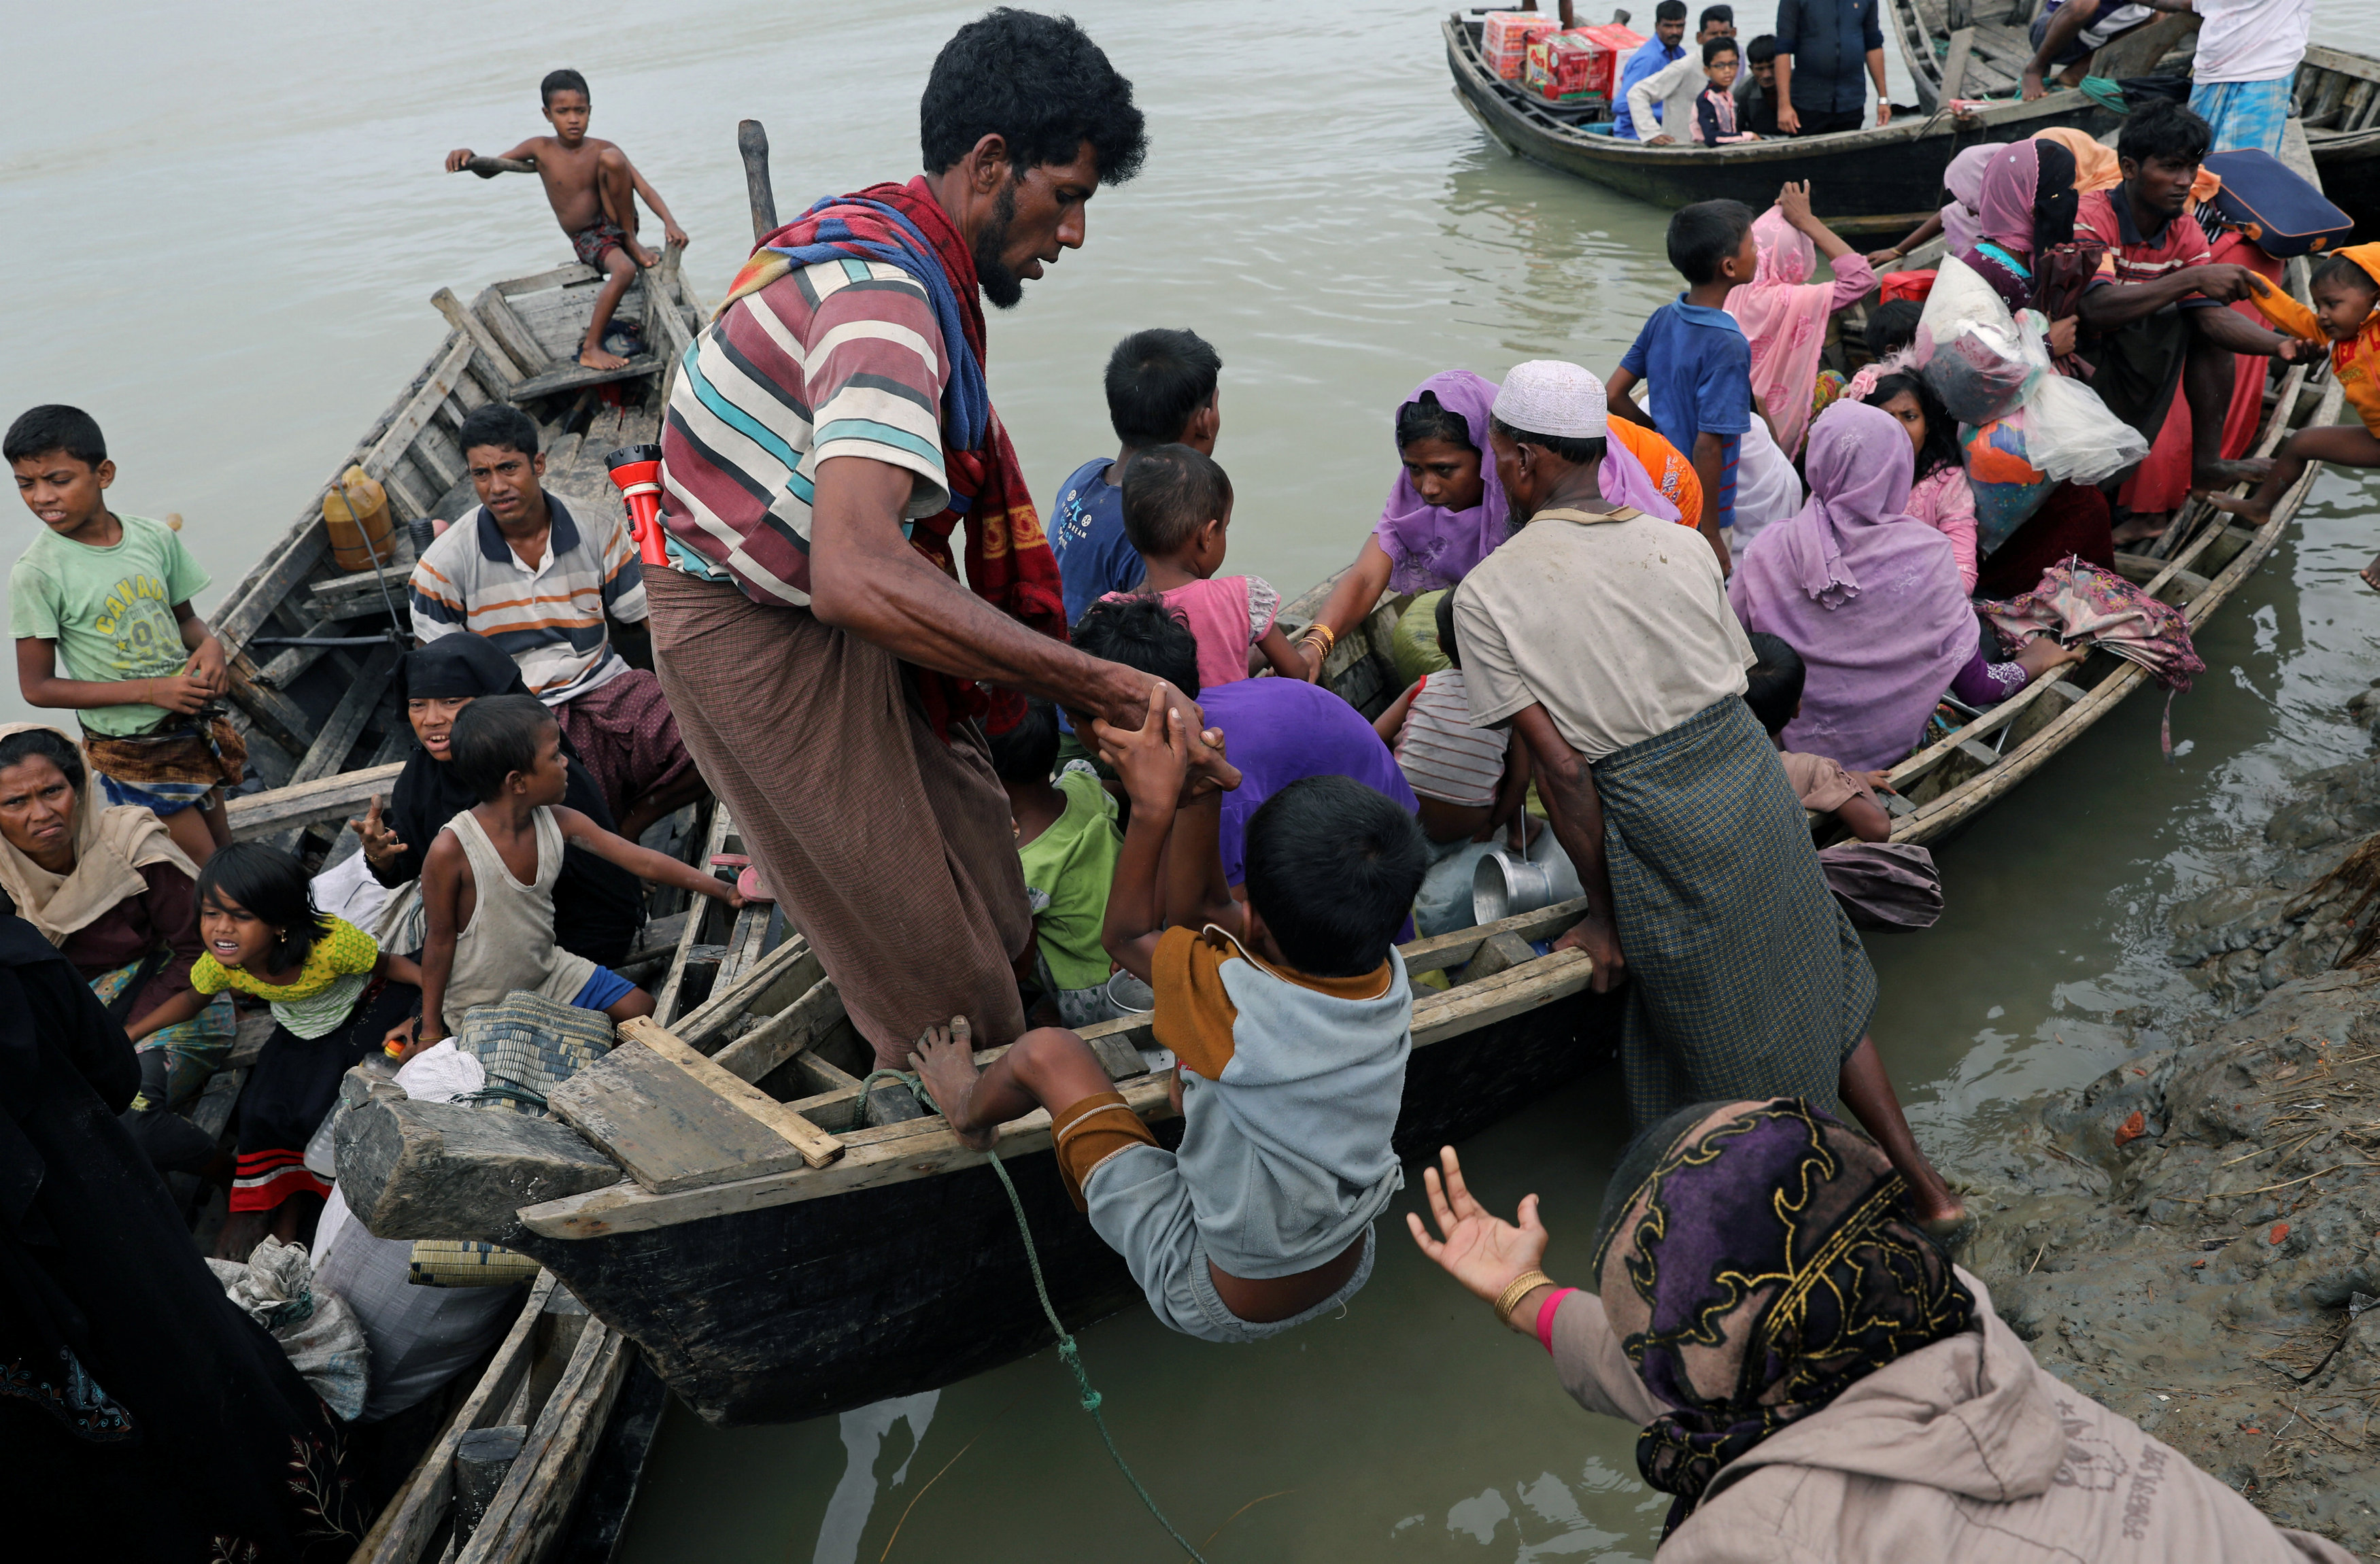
1443, 15, 2111, 228
503, 986, 1614, 1426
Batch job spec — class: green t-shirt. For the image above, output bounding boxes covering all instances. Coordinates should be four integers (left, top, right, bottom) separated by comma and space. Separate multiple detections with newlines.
1018, 765, 1123, 993
9, 514, 211, 737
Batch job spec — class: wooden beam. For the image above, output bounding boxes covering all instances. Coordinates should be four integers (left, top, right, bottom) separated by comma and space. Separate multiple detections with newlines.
288, 641, 400, 785
672, 933, 819, 1051
362, 335, 477, 487
226, 762, 405, 841
473, 288, 553, 379
309, 561, 415, 619
1939, 27, 1975, 100
432, 287, 528, 387
709, 975, 845, 1084
453, 1322, 631, 1564
545, 1034, 827, 1193
618, 1016, 842, 1168
505, 355, 664, 402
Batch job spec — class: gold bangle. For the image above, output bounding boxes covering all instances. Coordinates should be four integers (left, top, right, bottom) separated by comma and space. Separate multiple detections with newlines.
1494, 1269, 1556, 1327
1297, 622, 1336, 654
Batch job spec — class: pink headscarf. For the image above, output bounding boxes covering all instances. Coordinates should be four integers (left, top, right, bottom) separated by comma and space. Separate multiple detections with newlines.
1727, 402, 1975, 770
1374, 371, 1512, 595
1724, 208, 1851, 460
1939, 143, 2003, 256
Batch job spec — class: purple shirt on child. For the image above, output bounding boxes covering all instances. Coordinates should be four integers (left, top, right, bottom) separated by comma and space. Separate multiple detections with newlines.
1198, 678, 1420, 888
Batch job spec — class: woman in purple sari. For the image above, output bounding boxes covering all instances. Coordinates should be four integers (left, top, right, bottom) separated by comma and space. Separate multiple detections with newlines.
1299, 371, 1682, 682
1729, 403, 2082, 772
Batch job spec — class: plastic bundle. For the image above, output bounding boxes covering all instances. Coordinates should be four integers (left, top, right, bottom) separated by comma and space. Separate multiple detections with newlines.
209, 1238, 371, 1421
1960, 413, 2058, 553
1915, 256, 2047, 425
2022, 371, 2149, 485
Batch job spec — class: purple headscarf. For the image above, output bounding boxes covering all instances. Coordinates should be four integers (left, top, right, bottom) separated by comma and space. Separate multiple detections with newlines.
1938, 143, 2003, 257
1374, 371, 1512, 595
1727, 402, 1974, 771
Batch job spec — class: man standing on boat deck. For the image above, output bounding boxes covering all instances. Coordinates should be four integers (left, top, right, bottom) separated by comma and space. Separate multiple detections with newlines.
649, 10, 1189, 1070
1771, 0, 1890, 136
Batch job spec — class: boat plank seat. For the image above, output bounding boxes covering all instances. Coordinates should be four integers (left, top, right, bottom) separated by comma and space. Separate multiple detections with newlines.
547, 1017, 843, 1193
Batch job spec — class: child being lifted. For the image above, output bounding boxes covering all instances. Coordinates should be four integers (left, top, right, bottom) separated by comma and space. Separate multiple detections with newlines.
910, 686, 1430, 1343
444, 69, 687, 372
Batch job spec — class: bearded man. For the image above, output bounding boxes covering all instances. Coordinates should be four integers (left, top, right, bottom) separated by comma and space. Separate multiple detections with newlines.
651, 10, 1195, 1068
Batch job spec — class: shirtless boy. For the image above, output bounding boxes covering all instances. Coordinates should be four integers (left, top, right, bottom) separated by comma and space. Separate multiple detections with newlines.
444, 68, 688, 372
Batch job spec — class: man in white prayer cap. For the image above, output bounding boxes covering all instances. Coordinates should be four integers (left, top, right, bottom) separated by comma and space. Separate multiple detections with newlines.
1450, 360, 1963, 1231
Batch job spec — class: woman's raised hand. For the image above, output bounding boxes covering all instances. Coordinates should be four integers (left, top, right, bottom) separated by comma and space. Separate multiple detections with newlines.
1406, 1144, 1550, 1306
350, 796, 408, 868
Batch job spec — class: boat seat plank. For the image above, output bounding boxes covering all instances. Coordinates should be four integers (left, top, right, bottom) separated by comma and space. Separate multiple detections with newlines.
287, 642, 401, 787
432, 288, 528, 388
545, 1031, 832, 1193
228, 762, 405, 841
709, 974, 845, 1084
617, 1017, 842, 1168
473, 289, 554, 381
505, 356, 666, 402
309, 562, 415, 619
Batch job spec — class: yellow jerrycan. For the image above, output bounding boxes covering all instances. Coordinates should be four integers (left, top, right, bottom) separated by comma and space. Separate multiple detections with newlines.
322, 466, 396, 572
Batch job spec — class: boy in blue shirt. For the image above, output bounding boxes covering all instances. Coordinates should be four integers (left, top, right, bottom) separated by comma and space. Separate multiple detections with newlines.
1605, 199, 1758, 575
1051, 328, 1223, 628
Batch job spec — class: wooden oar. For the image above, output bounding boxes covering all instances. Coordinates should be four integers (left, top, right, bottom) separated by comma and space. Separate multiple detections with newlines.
737, 120, 777, 243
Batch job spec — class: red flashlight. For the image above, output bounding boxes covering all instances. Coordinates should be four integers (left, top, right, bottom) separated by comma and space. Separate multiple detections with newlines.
605, 443, 668, 566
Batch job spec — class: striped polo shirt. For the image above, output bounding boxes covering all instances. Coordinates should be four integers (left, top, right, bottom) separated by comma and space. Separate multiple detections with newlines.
407, 492, 645, 704
1395, 669, 1510, 807
657, 258, 953, 607
2076, 189, 2217, 307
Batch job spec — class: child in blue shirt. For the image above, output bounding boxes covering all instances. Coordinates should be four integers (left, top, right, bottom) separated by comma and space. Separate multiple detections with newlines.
1605, 199, 1758, 575
1050, 328, 1223, 628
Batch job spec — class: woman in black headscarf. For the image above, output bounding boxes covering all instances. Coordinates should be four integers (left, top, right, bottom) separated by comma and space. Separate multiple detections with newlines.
0, 906, 365, 1557
354, 634, 644, 966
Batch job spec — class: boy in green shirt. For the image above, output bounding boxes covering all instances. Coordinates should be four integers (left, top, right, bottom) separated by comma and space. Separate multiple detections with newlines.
988, 698, 1124, 1027
7, 405, 239, 864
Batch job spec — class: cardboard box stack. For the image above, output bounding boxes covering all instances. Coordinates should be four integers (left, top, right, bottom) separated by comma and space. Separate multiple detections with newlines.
1483, 10, 1564, 81
1525, 32, 1612, 102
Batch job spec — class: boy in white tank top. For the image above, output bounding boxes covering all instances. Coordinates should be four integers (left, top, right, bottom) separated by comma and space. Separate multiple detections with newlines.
405, 693, 741, 1047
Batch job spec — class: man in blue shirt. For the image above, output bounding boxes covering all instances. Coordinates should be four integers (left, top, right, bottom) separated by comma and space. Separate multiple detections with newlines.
1612, 0, 1689, 140
1049, 328, 1222, 626
1603, 199, 1758, 571
1773, 0, 1890, 136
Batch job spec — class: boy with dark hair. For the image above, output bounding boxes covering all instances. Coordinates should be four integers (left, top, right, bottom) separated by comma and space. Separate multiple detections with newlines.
1053, 328, 1224, 626
988, 698, 1123, 1027
1115, 444, 1304, 690
1373, 586, 1529, 848
2073, 99, 2311, 522
1734, 35, 1783, 136
1604, 201, 1758, 569
909, 683, 1428, 1343
1070, 595, 1420, 894
409, 402, 704, 841
1744, 632, 1892, 843
1614, 0, 1691, 140
1693, 38, 1758, 143
408, 694, 738, 1047
1625, 3, 1737, 143
7, 404, 239, 866
444, 69, 689, 372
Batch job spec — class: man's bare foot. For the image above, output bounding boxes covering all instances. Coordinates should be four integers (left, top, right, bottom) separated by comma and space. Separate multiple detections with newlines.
2194, 456, 2275, 490
2191, 487, 2272, 524
2109, 514, 2168, 546
577, 344, 630, 372
2360, 559, 2380, 594
628, 241, 659, 269
212, 1208, 270, 1263
908, 1016, 995, 1150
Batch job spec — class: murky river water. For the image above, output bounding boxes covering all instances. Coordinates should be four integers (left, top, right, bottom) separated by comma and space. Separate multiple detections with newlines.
7, 0, 2377, 1557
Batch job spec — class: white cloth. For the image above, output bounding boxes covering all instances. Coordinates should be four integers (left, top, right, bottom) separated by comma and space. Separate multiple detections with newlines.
1729, 415, 1805, 551
310, 847, 390, 931
1493, 360, 1608, 438
2190, 0, 2314, 82
1454, 508, 1754, 762
1627, 52, 1709, 145
392, 1039, 487, 1104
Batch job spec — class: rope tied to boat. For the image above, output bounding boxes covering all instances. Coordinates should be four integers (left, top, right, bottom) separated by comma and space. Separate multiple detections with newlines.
854, 1068, 1208, 1563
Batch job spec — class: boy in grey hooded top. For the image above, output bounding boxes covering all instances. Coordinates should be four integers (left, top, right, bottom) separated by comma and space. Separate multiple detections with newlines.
912, 680, 1429, 1343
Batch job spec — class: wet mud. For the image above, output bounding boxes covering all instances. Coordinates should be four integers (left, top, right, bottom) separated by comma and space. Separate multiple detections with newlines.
1957, 745, 2380, 1551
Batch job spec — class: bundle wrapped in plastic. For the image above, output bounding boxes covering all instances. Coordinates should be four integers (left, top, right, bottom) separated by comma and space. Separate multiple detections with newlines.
209, 1237, 371, 1421
2023, 371, 2149, 484
1960, 413, 2058, 554
1916, 256, 2048, 424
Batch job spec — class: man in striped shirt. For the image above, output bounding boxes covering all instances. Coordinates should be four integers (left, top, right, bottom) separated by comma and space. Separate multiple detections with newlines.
2071, 101, 2307, 526
409, 402, 704, 840
647, 12, 1213, 1071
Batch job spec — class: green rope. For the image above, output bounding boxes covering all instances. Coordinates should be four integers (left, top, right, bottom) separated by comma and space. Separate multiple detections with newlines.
856, 1068, 1209, 1563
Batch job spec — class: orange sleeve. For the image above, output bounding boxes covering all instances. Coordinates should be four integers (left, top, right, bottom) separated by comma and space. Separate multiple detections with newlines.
1151, 925, 1239, 1081
1610, 420, 1702, 526
2243, 271, 2323, 343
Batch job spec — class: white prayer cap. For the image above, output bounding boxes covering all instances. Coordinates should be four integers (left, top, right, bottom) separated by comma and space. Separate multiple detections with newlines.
1491, 360, 1608, 440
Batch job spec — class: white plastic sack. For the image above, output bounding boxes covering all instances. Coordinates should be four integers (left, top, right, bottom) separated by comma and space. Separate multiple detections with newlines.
1917, 256, 2048, 426
310, 847, 390, 930
393, 1038, 487, 1104
208, 1237, 371, 1421
2020, 371, 2151, 485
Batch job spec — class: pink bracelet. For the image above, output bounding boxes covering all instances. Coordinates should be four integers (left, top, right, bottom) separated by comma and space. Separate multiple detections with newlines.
1536, 1287, 1578, 1353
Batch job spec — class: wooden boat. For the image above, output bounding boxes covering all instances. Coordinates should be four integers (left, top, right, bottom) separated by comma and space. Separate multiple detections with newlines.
1856, 120, 2343, 847
131, 254, 707, 1561
1443, 10, 2116, 234
1886, 1, 2380, 236
334, 564, 1623, 1427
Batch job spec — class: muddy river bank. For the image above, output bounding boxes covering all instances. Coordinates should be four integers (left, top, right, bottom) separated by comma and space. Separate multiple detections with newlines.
1956, 736, 2380, 1552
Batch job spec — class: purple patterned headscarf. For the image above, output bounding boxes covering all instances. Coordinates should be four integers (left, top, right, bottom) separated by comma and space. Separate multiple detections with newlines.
1593, 1098, 1976, 1538
1374, 371, 1513, 595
